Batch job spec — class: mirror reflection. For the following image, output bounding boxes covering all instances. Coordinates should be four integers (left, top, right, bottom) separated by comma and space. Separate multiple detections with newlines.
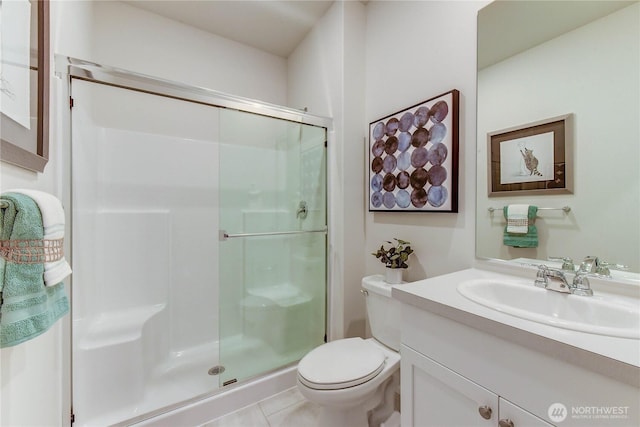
476, 1, 639, 275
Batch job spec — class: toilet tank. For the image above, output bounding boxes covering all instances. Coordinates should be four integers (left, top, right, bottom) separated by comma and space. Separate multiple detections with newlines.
362, 275, 402, 351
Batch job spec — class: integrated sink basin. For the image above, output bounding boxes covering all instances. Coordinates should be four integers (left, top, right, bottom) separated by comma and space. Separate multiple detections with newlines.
457, 279, 640, 339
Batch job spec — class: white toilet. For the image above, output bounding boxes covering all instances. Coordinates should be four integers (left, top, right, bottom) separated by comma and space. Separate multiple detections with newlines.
296, 275, 402, 427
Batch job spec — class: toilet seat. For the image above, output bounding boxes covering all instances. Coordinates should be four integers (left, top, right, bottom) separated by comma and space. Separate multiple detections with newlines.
297, 337, 386, 390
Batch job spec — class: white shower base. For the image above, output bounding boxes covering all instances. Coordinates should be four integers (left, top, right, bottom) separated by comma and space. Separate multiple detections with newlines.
75, 338, 219, 426
130, 335, 302, 427
131, 365, 297, 427
75, 332, 300, 426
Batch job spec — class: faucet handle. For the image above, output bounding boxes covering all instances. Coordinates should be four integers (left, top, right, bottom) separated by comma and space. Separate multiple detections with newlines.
534, 265, 549, 288
296, 200, 308, 220
548, 256, 576, 272
594, 261, 629, 277
572, 271, 595, 296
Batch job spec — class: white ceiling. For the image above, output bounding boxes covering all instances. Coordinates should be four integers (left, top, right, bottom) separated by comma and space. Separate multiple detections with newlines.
124, 0, 335, 58
478, 1, 635, 69
125, 1, 634, 67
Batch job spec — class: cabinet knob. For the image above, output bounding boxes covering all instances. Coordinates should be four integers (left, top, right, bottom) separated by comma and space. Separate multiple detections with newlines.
499, 419, 515, 427
478, 405, 492, 420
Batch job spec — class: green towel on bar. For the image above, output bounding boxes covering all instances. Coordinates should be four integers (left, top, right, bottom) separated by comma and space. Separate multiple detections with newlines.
0, 193, 69, 348
503, 205, 538, 248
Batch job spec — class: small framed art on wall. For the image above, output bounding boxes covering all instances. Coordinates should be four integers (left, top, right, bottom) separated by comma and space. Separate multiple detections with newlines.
487, 114, 573, 197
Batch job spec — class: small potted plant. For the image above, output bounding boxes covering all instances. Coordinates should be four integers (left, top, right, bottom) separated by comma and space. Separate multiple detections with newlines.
372, 238, 414, 284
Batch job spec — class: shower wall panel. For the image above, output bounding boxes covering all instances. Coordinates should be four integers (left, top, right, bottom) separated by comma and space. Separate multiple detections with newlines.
71, 80, 221, 425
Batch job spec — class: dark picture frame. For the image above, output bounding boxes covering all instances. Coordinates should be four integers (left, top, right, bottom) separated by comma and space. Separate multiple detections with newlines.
0, 0, 50, 173
487, 114, 573, 197
368, 89, 459, 212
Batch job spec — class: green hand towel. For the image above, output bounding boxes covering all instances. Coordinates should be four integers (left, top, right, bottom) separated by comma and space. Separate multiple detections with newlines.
0, 193, 69, 348
503, 205, 538, 248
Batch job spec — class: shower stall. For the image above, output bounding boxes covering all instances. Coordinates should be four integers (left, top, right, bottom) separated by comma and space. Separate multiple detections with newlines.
66, 59, 329, 426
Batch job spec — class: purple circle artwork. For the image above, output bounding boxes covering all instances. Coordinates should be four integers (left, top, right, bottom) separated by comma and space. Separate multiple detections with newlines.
369, 94, 454, 210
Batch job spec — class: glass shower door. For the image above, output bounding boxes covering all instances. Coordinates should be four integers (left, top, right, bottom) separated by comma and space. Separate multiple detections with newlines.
217, 109, 327, 386
70, 78, 222, 426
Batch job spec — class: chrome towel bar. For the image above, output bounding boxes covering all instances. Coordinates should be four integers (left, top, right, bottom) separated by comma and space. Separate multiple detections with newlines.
487, 206, 571, 213
219, 228, 327, 241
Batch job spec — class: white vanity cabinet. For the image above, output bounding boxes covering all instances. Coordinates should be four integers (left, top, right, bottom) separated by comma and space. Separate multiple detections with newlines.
397, 296, 639, 427
402, 344, 552, 427
499, 398, 554, 427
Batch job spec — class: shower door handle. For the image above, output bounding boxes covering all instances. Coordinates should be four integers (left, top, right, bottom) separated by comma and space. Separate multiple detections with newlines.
219, 228, 327, 241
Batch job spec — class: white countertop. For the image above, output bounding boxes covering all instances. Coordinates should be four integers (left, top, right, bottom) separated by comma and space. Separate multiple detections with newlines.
391, 266, 640, 372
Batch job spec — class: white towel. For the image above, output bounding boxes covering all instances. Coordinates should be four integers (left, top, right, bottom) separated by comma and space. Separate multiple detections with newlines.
12, 189, 72, 286
506, 204, 530, 234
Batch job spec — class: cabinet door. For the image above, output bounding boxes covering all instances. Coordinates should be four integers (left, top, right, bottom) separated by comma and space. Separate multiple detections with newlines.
499, 398, 555, 427
401, 344, 499, 427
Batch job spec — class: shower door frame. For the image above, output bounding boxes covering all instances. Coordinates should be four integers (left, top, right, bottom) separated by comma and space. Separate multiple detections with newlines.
57, 55, 333, 426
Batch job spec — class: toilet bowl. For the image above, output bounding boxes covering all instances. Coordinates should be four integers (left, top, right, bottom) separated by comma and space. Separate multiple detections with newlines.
296, 275, 402, 427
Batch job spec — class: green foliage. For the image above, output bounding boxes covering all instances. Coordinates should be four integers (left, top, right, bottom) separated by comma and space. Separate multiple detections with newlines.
371, 238, 414, 269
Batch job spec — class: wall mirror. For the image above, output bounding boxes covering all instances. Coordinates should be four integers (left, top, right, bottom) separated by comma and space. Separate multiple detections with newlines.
0, 0, 50, 173
476, 0, 639, 275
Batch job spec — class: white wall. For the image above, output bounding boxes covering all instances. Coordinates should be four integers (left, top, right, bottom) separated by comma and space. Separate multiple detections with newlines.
341, 1, 367, 338
364, 1, 484, 283
2, 0, 489, 424
0, 1, 88, 425
288, 1, 367, 338
289, 0, 485, 337
89, 1, 288, 105
1, 1, 290, 425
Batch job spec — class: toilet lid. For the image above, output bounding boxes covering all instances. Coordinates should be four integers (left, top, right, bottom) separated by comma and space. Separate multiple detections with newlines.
297, 337, 386, 390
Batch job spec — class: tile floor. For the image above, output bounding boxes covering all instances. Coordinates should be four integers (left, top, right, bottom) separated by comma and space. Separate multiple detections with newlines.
202, 387, 321, 427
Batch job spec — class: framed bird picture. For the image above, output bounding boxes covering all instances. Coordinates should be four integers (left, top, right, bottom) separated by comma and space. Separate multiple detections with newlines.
487, 114, 573, 197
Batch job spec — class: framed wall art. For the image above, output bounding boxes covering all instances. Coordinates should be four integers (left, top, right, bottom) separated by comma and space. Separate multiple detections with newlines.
487, 114, 573, 197
0, 0, 50, 172
368, 89, 459, 212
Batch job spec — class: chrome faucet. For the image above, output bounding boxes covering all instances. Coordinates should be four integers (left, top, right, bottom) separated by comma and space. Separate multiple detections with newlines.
578, 255, 600, 274
578, 255, 628, 277
548, 256, 576, 272
535, 265, 593, 296
535, 265, 570, 291
571, 271, 596, 296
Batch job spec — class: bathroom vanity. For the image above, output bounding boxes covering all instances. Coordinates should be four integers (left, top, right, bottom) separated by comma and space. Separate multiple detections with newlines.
393, 265, 640, 427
